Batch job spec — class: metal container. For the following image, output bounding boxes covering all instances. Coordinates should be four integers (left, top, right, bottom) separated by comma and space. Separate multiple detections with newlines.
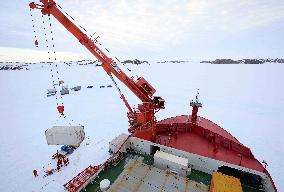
45, 126, 85, 146
72, 86, 81, 91
154, 151, 189, 177
109, 133, 128, 154
60, 89, 69, 95
47, 88, 56, 94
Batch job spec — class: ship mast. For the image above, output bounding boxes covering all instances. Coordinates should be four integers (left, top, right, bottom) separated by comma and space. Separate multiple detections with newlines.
190, 90, 202, 124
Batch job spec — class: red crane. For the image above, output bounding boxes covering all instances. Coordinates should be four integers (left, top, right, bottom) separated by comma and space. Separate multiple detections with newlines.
29, 0, 165, 141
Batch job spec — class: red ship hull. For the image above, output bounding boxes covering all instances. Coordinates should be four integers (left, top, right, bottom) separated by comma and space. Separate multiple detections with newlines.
154, 115, 277, 191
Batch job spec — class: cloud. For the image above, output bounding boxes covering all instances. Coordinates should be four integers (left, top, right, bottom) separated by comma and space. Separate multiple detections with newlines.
189, 0, 284, 32
53, 0, 284, 50
57, 0, 190, 50
1, 0, 284, 60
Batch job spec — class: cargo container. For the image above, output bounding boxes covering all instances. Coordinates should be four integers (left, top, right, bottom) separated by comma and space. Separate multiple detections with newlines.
45, 126, 85, 146
71, 86, 81, 91
60, 89, 69, 95
47, 88, 56, 94
109, 133, 128, 154
47, 88, 57, 97
154, 150, 189, 177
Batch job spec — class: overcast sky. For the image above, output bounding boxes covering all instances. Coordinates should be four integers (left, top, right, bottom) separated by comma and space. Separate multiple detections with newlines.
1, 0, 284, 61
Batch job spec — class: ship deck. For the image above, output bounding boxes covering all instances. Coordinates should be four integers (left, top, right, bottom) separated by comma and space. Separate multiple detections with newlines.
84, 155, 127, 192
84, 151, 261, 192
108, 159, 208, 192
67, 115, 275, 192
84, 152, 211, 192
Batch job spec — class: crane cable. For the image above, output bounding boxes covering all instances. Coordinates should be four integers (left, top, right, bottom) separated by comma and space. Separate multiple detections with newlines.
41, 14, 63, 107
31, 10, 75, 124
29, 8, 39, 48
31, 3, 134, 124
30, 9, 62, 119
44, 14, 79, 125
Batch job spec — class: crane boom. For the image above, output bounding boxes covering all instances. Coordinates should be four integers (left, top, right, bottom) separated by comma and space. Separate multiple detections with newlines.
29, 0, 165, 141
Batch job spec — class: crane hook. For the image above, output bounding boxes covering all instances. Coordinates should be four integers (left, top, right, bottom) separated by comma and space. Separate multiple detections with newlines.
57, 105, 64, 115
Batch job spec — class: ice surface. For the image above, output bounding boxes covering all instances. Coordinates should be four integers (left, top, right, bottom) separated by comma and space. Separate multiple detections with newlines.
0, 62, 283, 191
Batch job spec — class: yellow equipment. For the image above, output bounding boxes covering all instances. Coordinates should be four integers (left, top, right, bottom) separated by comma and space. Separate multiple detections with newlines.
210, 171, 243, 192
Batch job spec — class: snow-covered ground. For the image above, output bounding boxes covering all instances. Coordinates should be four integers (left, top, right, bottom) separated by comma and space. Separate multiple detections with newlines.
0, 62, 283, 191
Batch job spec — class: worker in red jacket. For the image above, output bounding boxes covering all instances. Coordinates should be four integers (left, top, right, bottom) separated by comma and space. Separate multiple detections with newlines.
63, 157, 70, 166
63, 158, 67, 166
57, 158, 63, 172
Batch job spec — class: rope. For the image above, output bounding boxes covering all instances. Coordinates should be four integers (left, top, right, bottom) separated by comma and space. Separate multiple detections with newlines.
30, 8, 81, 126
54, 114, 82, 126
47, 14, 64, 106
29, 8, 39, 47
41, 14, 61, 107
109, 73, 123, 96
45, 15, 81, 126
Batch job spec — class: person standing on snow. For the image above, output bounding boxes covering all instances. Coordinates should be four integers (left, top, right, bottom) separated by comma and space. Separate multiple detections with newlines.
33, 169, 38, 177
57, 158, 63, 172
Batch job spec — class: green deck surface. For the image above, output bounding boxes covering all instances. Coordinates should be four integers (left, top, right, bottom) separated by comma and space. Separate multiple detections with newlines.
83, 151, 260, 192
128, 151, 154, 165
84, 155, 127, 192
187, 169, 212, 186
83, 152, 153, 192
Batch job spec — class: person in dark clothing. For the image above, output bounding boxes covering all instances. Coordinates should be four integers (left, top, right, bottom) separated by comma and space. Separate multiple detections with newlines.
33, 169, 38, 177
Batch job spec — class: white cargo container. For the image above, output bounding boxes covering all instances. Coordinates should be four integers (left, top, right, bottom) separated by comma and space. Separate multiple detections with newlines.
47, 88, 56, 94
154, 151, 190, 177
71, 86, 81, 91
60, 89, 69, 95
109, 133, 129, 154
45, 126, 85, 146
